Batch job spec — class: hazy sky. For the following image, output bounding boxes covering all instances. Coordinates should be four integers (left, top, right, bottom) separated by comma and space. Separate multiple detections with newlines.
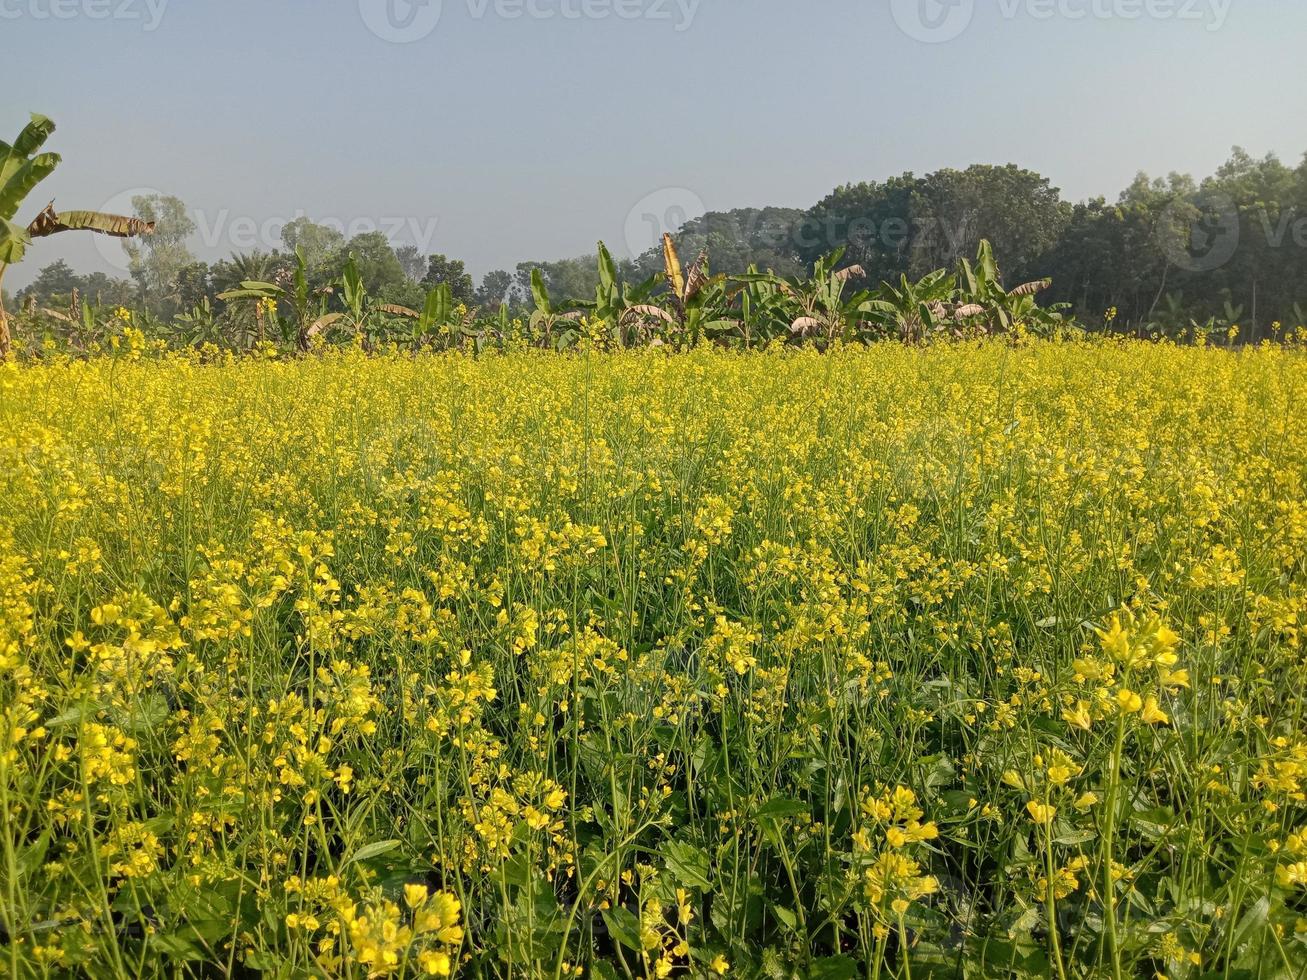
6, 0, 1305, 287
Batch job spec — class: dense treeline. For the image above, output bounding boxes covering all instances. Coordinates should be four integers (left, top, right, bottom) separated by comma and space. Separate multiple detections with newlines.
6, 147, 1307, 343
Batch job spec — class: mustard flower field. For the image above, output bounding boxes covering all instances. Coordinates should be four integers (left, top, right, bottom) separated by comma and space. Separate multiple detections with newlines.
1, 341, 1306, 978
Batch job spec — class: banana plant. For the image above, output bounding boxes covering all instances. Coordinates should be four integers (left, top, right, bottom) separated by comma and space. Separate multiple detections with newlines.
16, 292, 89, 350
0, 114, 155, 357
863, 269, 958, 343
217, 248, 331, 349
373, 283, 483, 351
1156, 292, 1186, 331
417, 282, 454, 342
732, 262, 796, 347
577, 241, 665, 347
248, 254, 370, 347
651, 234, 737, 348
526, 268, 583, 350
171, 298, 228, 348
734, 248, 872, 345
955, 239, 1063, 335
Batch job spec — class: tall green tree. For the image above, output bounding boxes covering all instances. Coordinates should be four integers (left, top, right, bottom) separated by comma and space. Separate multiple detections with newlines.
421, 254, 475, 305
394, 244, 426, 284
908, 165, 1070, 278
802, 176, 918, 286
476, 269, 515, 309
324, 231, 420, 306
16, 259, 81, 304
281, 217, 345, 277
799, 166, 1069, 287
125, 193, 196, 314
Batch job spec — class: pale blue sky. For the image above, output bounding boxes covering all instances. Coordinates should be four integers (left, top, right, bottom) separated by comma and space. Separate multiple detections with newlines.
6, 0, 1305, 286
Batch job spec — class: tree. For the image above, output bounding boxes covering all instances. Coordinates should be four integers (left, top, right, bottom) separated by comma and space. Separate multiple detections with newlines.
630, 207, 808, 280
124, 193, 196, 314
0, 113, 155, 356
281, 217, 345, 275
801, 177, 918, 285
19, 260, 142, 310
324, 232, 407, 298
421, 254, 475, 305
175, 261, 213, 310
395, 244, 426, 283
16, 259, 81, 304
476, 269, 515, 308
513, 256, 605, 307
80, 272, 135, 308
800, 166, 1070, 289
907, 165, 1070, 278
1198, 148, 1302, 335
1038, 151, 1307, 332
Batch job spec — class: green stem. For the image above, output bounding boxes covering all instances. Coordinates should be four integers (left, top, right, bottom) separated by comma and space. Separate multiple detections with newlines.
1042, 820, 1067, 980
1101, 713, 1126, 980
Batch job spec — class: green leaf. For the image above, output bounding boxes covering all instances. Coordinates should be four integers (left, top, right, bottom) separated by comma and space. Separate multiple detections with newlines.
16, 831, 50, 878
597, 241, 617, 292
150, 932, 204, 961
770, 903, 798, 932
45, 705, 84, 728
0, 114, 56, 190
0, 215, 29, 265
341, 256, 365, 316
345, 840, 400, 865
13, 114, 56, 158
217, 289, 274, 302
1052, 828, 1097, 846
601, 906, 644, 952
663, 841, 712, 890
1226, 894, 1271, 953
241, 949, 282, 972
0, 152, 60, 221
498, 851, 533, 888
756, 797, 807, 820
420, 284, 449, 332
530, 268, 552, 315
